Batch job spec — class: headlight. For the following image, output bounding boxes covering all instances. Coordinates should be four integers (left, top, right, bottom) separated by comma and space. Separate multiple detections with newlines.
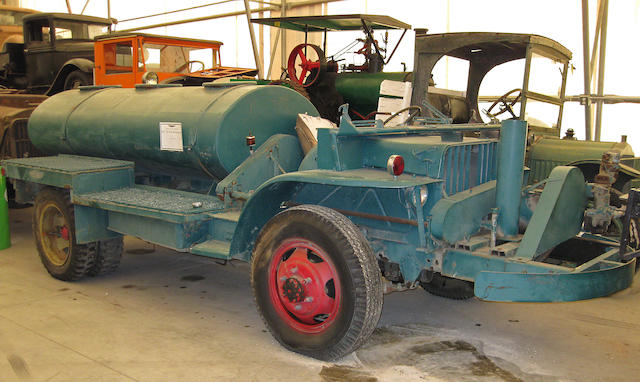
142, 71, 159, 85
406, 185, 428, 208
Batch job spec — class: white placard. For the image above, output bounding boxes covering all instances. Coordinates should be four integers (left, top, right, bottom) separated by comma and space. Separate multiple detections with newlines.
376, 81, 412, 125
159, 122, 184, 152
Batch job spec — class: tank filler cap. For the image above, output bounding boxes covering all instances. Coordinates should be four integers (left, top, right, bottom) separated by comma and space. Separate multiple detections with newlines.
79, 85, 122, 91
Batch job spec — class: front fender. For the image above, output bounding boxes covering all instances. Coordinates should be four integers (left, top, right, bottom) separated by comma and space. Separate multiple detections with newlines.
47, 58, 94, 95
229, 169, 441, 262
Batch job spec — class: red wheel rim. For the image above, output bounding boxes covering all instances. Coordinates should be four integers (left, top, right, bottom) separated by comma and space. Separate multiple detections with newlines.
287, 44, 322, 87
268, 238, 341, 334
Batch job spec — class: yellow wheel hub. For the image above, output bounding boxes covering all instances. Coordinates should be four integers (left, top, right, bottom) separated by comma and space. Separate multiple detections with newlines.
39, 202, 71, 267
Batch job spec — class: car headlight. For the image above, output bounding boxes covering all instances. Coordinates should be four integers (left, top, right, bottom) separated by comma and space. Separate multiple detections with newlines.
406, 185, 428, 208
142, 71, 158, 85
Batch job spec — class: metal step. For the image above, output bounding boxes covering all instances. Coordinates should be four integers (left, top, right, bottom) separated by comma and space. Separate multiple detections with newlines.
209, 210, 241, 242
190, 239, 232, 260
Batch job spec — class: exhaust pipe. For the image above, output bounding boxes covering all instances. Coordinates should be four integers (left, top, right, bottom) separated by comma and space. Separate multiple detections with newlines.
496, 119, 528, 238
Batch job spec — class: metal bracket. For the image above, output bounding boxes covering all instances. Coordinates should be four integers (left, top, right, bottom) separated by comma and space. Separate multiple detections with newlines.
416, 100, 453, 125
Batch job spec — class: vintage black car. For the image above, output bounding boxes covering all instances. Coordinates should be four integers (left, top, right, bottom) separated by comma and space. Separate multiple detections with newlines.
0, 12, 112, 94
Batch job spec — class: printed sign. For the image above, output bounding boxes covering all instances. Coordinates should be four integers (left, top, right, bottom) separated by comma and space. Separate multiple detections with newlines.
159, 122, 183, 152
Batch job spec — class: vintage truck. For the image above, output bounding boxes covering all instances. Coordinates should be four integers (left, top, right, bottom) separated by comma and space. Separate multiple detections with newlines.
2, 78, 637, 360
0, 12, 112, 93
93, 32, 257, 87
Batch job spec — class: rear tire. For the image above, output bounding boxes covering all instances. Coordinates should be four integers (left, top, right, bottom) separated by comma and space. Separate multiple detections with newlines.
33, 188, 96, 281
421, 273, 475, 300
251, 205, 383, 360
88, 237, 123, 276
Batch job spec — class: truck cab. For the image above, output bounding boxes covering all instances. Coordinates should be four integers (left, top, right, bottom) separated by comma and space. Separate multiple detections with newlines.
410, 31, 640, 188
93, 33, 257, 87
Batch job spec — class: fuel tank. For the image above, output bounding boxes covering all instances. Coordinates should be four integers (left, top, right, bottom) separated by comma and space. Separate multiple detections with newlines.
28, 84, 319, 180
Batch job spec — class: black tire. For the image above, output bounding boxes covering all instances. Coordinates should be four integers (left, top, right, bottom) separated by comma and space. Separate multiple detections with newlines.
87, 237, 123, 276
63, 70, 91, 90
421, 273, 475, 300
626, 218, 640, 272
251, 205, 383, 361
33, 188, 96, 281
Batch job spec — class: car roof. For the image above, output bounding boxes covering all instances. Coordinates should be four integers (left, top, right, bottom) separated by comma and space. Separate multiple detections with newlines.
23, 13, 114, 26
251, 14, 411, 32
95, 32, 222, 46
416, 32, 572, 62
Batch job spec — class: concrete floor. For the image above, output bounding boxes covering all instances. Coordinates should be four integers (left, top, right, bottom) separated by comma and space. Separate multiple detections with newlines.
0, 207, 639, 382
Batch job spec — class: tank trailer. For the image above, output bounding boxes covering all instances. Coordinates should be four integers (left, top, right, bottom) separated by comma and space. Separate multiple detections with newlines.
2, 83, 637, 360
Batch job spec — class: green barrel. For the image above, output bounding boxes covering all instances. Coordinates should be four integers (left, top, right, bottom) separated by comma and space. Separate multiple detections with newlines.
335, 72, 410, 116
0, 167, 10, 250
28, 84, 318, 180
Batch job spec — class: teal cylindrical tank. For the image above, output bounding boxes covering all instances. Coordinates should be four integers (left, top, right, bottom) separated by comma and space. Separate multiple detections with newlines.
335, 72, 410, 116
28, 84, 319, 180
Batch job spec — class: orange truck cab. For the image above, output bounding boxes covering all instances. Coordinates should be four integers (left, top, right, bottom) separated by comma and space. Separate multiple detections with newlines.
94, 33, 257, 87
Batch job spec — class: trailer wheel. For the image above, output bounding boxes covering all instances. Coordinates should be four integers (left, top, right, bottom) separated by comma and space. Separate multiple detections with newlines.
421, 273, 475, 300
33, 188, 96, 281
252, 205, 383, 360
87, 237, 123, 276
63, 70, 91, 90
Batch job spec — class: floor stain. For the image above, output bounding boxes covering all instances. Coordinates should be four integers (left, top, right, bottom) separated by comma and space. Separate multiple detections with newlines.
57, 287, 70, 292
122, 284, 136, 289
569, 313, 639, 331
181, 275, 205, 282
319, 365, 377, 382
7, 354, 30, 379
348, 324, 559, 382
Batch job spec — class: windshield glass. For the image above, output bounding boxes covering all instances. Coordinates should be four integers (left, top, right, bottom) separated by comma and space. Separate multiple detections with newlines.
54, 21, 109, 40
141, 43, 217, 73
478, 54, 565, 128
528, 53, 565, 97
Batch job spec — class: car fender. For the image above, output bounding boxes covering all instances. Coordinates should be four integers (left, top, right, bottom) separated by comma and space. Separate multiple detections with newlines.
228, 169, 441, 262
46, 58, 94, 95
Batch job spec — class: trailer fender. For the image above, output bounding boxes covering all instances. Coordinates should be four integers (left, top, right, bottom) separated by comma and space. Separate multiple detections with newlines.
47, 58, 94, 95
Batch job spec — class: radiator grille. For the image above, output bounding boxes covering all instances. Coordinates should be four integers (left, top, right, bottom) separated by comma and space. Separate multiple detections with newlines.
442, 142, 497, 195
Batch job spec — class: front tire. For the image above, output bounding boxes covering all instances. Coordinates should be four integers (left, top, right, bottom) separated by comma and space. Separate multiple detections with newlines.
63, 70, 91, 90
33, 188, 96, 281
251, 205, 383, 360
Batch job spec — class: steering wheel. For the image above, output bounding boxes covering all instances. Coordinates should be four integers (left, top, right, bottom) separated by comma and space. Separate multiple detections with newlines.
287, 43, 327, 88
175, 60, 205, 73
485, 88, 522, 119
383, 106, 422, 126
